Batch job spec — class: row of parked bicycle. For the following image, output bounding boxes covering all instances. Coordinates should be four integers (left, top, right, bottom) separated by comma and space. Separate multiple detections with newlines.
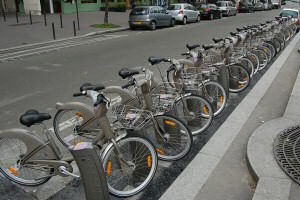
0, 16, 297, 198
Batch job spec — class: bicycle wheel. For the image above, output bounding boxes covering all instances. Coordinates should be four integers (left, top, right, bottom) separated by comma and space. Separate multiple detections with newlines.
240, 57, 255, 78
246, 53, 260, 75
253, 49, 268, 71
228, 64, 251, 93
264, 42, 276, 59
172, 93, 214, 135
53, 109, 100, 148
272, 37, 282, 53
258, 45, 272, 63
200, 80, 227, 116
0, 137, 53, 186
275, 35, 285, 50
102, 134, 157, 197
140, 113, 193, 161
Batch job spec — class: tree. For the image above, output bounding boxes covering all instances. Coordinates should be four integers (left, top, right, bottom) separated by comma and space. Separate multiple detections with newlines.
104, 0, 109, 25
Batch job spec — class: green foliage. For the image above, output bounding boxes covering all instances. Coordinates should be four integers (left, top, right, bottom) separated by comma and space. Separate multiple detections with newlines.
100, 2, 126, 11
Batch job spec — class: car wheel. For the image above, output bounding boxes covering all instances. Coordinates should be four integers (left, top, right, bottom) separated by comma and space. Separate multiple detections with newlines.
149, 21, 156, 30
210, 13, 214, 20
182, 16, 187, 25
196, 15, 200, 22
170, 18, 175, 27
219, 13, 222, 19
130, 25, 136, 30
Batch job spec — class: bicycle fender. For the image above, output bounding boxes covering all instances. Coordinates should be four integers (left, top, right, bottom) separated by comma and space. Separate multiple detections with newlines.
0, 128, 58, 160
100, 133, 127, 161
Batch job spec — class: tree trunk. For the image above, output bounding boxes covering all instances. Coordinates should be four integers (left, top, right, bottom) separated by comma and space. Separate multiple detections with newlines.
104, 0, 109, 25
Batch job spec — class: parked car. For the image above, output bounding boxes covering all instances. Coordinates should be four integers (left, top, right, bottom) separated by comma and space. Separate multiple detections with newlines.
167, 4, 200, 25
216, 1, 237, 16
271, 0, 281, 8
129, 6, 176, 30
199, 4, 222, 20
261, 0, 272, 10
279, 8, 300, 31
238, 0, 255, 12
254, 2, 265, 10
281, 0, 286, 4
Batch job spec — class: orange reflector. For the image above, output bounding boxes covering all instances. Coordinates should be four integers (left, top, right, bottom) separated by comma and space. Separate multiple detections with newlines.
156, 148, 164, 156
8, 167, 19, 177
186, 64, 189, 69
107, 160, 111, 176
203, 106, 208, 114
164, 120, 176, 128
239, 84, 245, 89
75, 112, 82, 117
220, 96, 223, 105
147, 156, 151, 168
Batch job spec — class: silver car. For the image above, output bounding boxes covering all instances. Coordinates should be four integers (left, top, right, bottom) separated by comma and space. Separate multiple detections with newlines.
129, 6, 176, 30
216, 1, 237, 16
167, 4, 200, 25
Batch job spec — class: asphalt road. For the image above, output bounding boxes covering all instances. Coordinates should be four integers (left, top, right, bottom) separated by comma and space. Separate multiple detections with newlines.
0, 5, 288, 200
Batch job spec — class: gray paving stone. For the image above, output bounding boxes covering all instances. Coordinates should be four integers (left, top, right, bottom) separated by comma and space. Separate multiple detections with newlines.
254, 177, 291, 200
284, 96, 300, 119
290, 78, 300, 97
226, 95, 261, 124
252, 192, 280, 200
159, 153, 220, 200
200, 121, 243, 158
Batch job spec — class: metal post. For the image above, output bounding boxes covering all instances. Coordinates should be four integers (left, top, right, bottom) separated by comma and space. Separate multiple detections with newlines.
15, 10, 18, 23
52, 23, 56, 40
75, 0, 80, 30
44, 11, 47, 26
29, 11, 32, 25
73, 20, 76, 36
60, 13, 63, 28
2, 9, 6, 22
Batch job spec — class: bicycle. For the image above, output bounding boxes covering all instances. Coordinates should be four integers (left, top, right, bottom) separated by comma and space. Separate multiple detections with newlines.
0, 83, 158, 197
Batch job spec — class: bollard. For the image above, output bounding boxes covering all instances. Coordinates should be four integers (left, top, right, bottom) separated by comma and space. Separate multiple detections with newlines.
52, 23, 56, 40
29, 11, 32, 25
2, 9, 6, 22
44, 11, 47, 26
75, 0, 80, 30
73, 21, 76, 36
60, 13, 63, 28
15, 10, 18, 23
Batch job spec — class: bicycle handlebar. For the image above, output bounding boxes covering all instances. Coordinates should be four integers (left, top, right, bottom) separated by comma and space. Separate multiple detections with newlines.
122, 79, 135, 89
73, 91, 87, 97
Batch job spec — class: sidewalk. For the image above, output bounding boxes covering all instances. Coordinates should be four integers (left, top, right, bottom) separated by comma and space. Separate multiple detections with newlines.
160, 34, 300, 200
0, 11, 130, 49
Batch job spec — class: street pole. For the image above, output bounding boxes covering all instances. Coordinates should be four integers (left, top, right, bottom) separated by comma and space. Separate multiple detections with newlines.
44, 11, 47, 26
75, 0, 80, 30
29, 11, 32, 25
2, 9, 6, 22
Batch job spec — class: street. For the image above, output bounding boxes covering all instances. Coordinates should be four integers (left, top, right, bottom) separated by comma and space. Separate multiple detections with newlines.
0, 6, 292, 200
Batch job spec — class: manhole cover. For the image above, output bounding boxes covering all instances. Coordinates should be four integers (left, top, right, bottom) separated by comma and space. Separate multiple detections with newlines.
274, 125, 300, 185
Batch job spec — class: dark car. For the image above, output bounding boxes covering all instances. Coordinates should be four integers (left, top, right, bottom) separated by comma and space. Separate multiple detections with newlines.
128, 6, 176, 30
254, 1, 264, 10
199, 4, 222, 20
239, 0, 255, 12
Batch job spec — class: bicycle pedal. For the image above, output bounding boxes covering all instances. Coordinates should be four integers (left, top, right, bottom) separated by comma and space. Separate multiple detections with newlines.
72, 178, 81, 187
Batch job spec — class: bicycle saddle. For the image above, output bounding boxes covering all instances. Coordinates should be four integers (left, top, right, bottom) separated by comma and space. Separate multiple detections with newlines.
80, 83, 105, 92
266, 20, 272, 24
186, 44, 200, 51
236, 28, 244, 32
260, 23, 266, 26
118, 68, 139, 79
148, 57, 167, 65
202, 44, 215, 50
20, 109, 51, 127
230, 32, 238, 36
212, 38, 223, 43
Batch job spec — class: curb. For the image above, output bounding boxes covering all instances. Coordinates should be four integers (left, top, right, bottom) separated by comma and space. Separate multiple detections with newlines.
0, 27, 129, 54
246, 38, 300, 200
159, 33, 300, 200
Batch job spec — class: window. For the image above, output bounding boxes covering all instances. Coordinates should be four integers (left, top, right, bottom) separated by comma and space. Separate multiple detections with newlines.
168, 4, 181, 10
130, 7, 149, 15
280, 10, 299, 18
151, 7, 159, 13
184, 4, 190, 9
81, 0, 97, 3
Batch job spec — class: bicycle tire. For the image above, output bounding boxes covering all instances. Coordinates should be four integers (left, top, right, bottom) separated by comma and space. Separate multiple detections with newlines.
0, 137, 53, 186
172, 93, 214, 135
246, 52, 260, 75
101, 134, 158, 197
272, 37, 282, 53
264, 42, 276, 59
228, 64, 251, 93
252, 49, 268, 71
141, 113, 193, 161
53, 109, 99, 148
240, 57, 255, 78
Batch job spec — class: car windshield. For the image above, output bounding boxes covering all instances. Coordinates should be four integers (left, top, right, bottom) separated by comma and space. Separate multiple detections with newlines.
167, 5, 181, 10
130, 8, 149, 15
200, 4, 208, 8
280, 10, 299, 18
216, 2, 226, 7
